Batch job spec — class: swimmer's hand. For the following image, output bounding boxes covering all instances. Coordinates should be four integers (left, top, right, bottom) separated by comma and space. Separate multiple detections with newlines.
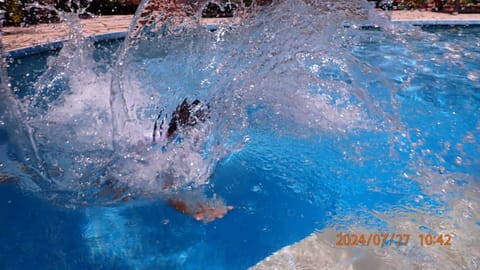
166, 195, 234, 223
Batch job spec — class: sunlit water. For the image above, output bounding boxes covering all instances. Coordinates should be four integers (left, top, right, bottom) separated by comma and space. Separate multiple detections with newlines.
0, 0, 479, 269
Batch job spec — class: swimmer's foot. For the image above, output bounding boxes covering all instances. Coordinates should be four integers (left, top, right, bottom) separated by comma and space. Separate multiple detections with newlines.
194, 204, 234, 222
167, 195, 234, 223
0, 173, 15, 184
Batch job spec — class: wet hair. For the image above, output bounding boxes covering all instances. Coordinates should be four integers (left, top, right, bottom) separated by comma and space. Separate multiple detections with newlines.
153, 98, 208, 143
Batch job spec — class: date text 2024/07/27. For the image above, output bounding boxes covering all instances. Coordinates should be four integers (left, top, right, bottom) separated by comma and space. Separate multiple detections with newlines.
336, 233, 452, 247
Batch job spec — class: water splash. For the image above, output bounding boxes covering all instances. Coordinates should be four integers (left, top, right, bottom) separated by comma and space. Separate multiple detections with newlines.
1, 0, 474, 196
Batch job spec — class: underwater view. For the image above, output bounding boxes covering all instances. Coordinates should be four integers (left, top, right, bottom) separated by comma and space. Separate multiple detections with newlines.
1, 0, 479, 269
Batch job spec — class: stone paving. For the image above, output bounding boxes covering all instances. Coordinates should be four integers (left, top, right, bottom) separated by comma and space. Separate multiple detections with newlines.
1, 11, 480, 51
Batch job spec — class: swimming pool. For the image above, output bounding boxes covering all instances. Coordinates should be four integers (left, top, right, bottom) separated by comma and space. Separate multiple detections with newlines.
1, 1, 479, 269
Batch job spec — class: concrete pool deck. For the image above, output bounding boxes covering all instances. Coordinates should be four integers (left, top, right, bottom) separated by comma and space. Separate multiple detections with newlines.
1, 15, 230, 52
1, 11, 480, 51
2, 15, 132, 52
390, 10, 480, 25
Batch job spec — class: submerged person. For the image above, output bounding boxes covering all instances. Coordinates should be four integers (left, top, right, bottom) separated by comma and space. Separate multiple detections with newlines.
99, 98, 233, 222
154, 98, 233, 222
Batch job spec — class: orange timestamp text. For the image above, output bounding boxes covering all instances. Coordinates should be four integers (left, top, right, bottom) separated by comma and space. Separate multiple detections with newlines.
336, 233, 452, 247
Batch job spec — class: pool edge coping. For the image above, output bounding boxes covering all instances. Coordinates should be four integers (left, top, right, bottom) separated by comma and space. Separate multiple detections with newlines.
6, 21, 479, 59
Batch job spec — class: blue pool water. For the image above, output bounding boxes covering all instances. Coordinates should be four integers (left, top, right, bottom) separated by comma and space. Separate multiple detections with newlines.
1, 2, 480, 269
